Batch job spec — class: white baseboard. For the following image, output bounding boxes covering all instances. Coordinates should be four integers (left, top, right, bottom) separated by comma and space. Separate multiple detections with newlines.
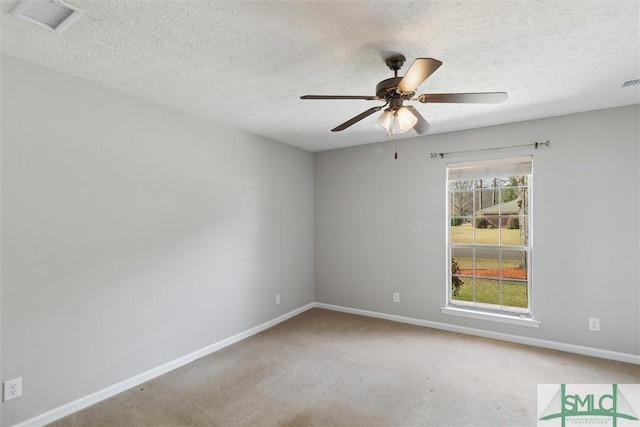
14, 301, 639, 426
313, 302, 640, 365
15, 303, 315, 427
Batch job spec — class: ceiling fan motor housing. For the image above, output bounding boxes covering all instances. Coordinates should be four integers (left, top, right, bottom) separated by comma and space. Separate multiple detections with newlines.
376, 77, 414, 109
385, 55, 406, 72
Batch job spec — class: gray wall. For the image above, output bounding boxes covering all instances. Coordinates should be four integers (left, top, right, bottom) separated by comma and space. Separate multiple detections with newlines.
315, 105, 639, 356
1, 55, 315, 426
2, 52, 639, 426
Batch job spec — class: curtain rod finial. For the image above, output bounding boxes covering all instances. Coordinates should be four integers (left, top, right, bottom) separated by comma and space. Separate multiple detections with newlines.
535, 140, 551, 149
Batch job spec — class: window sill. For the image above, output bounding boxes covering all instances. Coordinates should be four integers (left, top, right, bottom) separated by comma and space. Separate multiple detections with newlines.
440, 306, 541, 328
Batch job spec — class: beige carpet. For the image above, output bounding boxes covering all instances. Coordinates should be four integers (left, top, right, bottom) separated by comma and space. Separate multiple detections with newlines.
50, 308, 639, 426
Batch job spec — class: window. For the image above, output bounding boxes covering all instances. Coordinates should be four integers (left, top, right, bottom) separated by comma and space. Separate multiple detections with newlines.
446, 156, 533, 319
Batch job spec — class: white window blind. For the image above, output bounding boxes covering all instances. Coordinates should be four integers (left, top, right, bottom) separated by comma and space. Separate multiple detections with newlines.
447, 156, 532, 181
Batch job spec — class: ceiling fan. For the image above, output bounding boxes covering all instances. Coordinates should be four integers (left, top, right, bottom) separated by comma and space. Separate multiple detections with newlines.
300, 55, 507, 135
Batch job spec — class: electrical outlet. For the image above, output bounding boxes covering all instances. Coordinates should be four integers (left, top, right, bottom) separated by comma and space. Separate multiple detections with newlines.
276, 294, 281, 305
393, 292, 400, 303
589, 317, 600, 332
3, 377, 22, 402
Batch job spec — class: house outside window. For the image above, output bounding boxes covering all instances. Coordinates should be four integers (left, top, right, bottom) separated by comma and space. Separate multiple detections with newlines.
446, 156, 533, 317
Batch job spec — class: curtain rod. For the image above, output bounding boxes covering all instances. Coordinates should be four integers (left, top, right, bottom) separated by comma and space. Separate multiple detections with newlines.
430, 140, 550, 159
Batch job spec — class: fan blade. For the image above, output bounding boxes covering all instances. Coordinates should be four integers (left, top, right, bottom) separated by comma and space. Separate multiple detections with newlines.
331, 106, 384, 132
404, 106, 432, 135
417, 92, 508, 104
397, 58, 443, 93
301, 95, 379, 100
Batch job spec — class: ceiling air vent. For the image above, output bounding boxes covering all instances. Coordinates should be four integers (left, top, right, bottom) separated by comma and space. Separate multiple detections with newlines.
621, 79, 640, 88
10, 0, 84, 33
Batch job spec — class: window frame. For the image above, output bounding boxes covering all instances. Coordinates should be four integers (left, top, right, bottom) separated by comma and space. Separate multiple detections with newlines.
442, 156, 540, 327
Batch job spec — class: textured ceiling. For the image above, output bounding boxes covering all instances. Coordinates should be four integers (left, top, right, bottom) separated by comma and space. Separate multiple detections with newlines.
2, 0, 639, 151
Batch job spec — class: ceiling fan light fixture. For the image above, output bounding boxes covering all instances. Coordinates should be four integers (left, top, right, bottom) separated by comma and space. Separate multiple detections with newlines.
375, 107, 417, 136
395, 106, 418, 132
374, 110, 393, 135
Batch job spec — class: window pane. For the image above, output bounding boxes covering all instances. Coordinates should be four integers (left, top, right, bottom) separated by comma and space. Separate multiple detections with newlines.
450, 221, 473, 244
475, 189, 500, 215
450, 190, 473, 217
474, 217, 499, 244
501, 280, 528, 308
501, 222, 521, 245
501, 181, 528, 208
474, 248, 500, 278
503, 215, 520, 230
451, 249, 472, 270
502, 250, 528, 279
475, 278, 501, 305
502, 217, 528, 246
451, 276, 473, 302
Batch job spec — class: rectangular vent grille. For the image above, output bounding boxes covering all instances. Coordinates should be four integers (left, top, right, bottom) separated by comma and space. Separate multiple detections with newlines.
621, 79, 640, 88
11, 0, 83, 33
